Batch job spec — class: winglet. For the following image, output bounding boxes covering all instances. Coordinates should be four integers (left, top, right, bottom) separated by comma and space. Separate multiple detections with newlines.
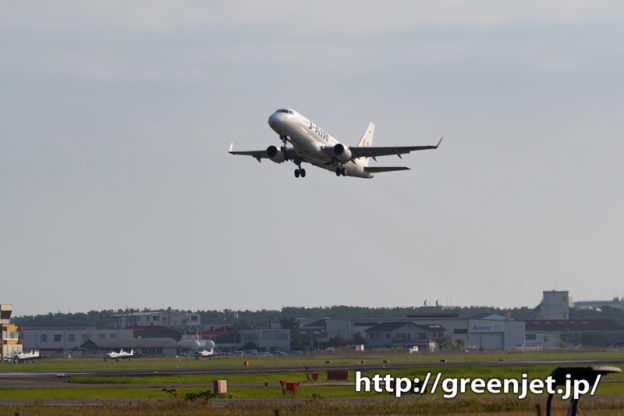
435, 137, 443, 148
228, 142, 234, 153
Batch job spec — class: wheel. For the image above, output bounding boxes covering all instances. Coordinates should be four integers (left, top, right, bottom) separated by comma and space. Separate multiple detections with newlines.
335, 168, 341, 176
294, 169, 300, 178
300, 169, 306, 177
342, 168, 347, 176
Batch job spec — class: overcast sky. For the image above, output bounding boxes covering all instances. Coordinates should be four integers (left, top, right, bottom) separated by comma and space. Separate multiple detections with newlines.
2, 1, 623, 315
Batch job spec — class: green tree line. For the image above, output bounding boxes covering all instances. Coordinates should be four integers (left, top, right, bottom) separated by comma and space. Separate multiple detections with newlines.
15, 305, 624, 329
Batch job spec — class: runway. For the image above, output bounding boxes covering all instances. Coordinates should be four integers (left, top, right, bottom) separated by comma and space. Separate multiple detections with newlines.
1, 357, 623, 388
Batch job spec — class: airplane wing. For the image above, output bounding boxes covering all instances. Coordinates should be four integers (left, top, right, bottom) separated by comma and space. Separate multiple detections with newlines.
350, 137, 443, 159
228, 143, 295, 162
364, 166, 410, 173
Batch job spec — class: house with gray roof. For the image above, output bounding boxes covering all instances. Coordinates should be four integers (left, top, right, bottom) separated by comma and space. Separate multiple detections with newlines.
365, 321, 445, 351
80, 337, 179, 357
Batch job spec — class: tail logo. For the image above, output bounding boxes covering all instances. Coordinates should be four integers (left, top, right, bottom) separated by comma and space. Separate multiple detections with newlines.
362, 137, 370, 160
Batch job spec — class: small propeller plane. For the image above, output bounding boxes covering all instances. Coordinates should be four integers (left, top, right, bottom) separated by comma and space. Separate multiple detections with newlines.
13, 350, 40, 363
229, 108, 442, 178
105, 349, 135, 361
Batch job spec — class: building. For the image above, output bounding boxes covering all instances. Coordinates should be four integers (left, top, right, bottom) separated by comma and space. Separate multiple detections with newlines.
407, 313, 470, 347
538, 290, 571, 320
81, 337, 179, 357
525, 319, 624, 349
207, 329, 290, 353
212, 331, 242, 352
405, 313, 526, 351
297, 314, 525, 352
113, 309, 201, 331
21, 320, 133, 357
295, 320, 329, 350
1, 304, 23, 360
467, 317, 525, 351
200, 326, 231, 340
293, 316, 475, 351
573, 298, 624, 311
131, 325, 184, 341
295, 318, 388, 350
240, 329, 290, 352
365, 322, 444, 351
523, 321, 563, 349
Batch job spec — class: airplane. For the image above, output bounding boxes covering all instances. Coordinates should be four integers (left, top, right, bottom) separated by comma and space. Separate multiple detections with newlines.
229, 108, 442, 178
195, 349, 215, 359
105, 349, 135, 362
13, 350, 40, 363
177, 338, 219, 359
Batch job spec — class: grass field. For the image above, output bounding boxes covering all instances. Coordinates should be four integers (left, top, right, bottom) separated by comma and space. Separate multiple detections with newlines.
1, 381, 623, 401
1, 349, 623, 373
1, 350, 622, 414
68, 363, 624, 385
1, 398, 624, 416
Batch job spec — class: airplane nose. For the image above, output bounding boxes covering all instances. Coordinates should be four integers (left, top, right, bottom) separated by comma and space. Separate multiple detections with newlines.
268, 112, 284, 131
268, 112, 277, 126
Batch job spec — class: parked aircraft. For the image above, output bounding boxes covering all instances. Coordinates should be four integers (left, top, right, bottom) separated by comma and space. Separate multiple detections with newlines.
13, 350, 40, 363
229, 108, 442, 178
177, 338, 218, 359
196, 349, 215, 358
105, 349, 134, 361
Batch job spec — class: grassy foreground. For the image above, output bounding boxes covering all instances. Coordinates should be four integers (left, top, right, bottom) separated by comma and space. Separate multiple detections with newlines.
0, 398, 624, 416
1, 350, 622, 414
1, 379, 623, 401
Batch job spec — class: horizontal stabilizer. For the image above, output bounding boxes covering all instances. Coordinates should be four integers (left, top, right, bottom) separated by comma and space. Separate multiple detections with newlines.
364, 166, 410, 173
348, 137, 442, 159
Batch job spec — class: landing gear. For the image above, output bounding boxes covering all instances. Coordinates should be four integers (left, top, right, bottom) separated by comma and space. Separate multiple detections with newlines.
335, 167, 346, 176
294, 160, 306, 178
280, 135, 288, 153
278, 135, 290, 162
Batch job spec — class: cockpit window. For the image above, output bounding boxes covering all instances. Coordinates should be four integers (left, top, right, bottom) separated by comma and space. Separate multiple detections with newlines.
276, 109, 293, 114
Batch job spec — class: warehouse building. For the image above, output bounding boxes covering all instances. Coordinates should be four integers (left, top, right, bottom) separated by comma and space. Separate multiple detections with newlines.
365, 321, 445, 351
81, 337, 179, 357
240, 329, 290, 352
524, 319, 624, 349
113, 309, 201, 331
297, 314, 525, 351
467, 317, 525, 350
21, 320, 133, 357
207, 329, 290, 353
573, 298, 624, 311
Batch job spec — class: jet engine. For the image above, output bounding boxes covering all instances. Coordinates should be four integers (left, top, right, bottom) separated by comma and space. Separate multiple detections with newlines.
332, 143, 352, 162
266, 145, 286, 163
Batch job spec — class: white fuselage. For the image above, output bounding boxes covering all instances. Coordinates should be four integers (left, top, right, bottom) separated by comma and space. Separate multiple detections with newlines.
268, 109, 372, 178
197, 349, 214, 357
107, 349, 134, 359
15, 350, 40, 362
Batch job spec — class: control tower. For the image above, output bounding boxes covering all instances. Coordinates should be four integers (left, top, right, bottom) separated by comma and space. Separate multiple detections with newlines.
1, 304, 23, 360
